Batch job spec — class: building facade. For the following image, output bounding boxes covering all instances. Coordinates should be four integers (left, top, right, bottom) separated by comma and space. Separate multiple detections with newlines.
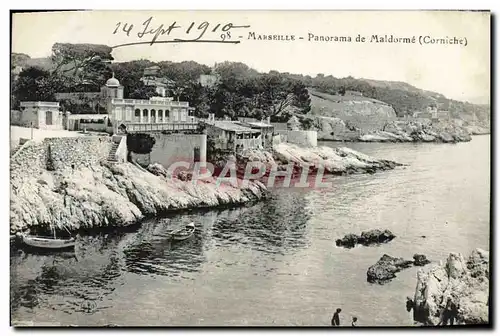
102, 76, 197, 134
238, 117, 275, 149
16, 101, 63, 130
203, 116, 263, 153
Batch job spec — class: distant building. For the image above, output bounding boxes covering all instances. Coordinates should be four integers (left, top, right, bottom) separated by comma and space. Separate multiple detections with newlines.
199, 74, 221, 88
345, 90, 364, 97
437, 110, 451, 120
66, 114, 109, 132
15, 101, 63, 130
412, 111, 432, 119
203, 115, 263, 152
141, 66, 176, 97
238, 117, 275, 149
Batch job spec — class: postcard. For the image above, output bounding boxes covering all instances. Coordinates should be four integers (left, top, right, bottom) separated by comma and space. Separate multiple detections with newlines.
10, 10, 490, 327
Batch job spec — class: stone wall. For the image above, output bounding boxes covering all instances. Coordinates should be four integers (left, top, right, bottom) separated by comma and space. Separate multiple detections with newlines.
115, 135, 128, 163
129, 133, 207, 169
276, 130, 318, 147
11, 109, 39, 128
47, 136, 113, 170
10, 140, 48, 179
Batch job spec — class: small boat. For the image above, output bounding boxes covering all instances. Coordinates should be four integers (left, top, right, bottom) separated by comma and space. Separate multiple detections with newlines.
167, 222, 195, 242
21, 235, 76, 250
18, 225, 76, 250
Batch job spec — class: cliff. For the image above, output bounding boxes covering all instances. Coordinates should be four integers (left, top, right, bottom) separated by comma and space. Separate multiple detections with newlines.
412, 248, 489, 325
306, 87, 483, 142
309, 90, 397, 133
10, 162, 268, 234
305, 115, 473, 143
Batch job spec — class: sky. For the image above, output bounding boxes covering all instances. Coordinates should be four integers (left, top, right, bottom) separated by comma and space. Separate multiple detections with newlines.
12, 10, 490, 104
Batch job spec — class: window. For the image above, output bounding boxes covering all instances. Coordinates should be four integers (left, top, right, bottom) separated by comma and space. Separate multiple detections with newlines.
158, 110, 163, 122
135, 109, 141, 122
45, 111, 53, 125
151, 109, 156, 123
165, 109, 170, 119
143, 109, 148, 123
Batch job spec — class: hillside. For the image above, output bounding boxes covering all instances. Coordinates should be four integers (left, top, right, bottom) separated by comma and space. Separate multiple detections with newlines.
308, 89, 396, 133
11, 51, 489, 131
304, 75, 490, 127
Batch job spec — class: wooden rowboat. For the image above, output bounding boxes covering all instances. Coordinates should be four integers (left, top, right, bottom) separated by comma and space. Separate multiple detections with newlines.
18, 224, 76, 250
20, 234, 76, 250
167, 223, 195, 242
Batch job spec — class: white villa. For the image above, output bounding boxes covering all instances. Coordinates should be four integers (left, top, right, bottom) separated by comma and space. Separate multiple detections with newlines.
101, 75, 197, 134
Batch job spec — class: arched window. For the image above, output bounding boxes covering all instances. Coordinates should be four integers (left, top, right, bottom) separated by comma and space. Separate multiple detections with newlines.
143, 109, 149, 123
151, 109, 156, 123
165, 109, 170, 119
158, 109, 163, 122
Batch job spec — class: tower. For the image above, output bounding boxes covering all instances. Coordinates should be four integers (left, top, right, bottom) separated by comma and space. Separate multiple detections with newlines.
102, 72, 124, 100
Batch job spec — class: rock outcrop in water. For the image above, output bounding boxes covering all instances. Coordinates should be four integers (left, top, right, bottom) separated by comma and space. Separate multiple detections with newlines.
367, 254, 432, 284
413, 254, 431, 267
271, 143, 401, 174
411, 248, 489, 325
336, 229, 396, 248
367, 255, 414, 284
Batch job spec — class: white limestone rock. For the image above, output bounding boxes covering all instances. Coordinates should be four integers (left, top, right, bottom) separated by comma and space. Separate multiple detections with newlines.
412, 248, 489, 325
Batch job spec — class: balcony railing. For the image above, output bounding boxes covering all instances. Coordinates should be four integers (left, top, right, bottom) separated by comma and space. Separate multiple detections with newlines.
111, 99, 189, 107
20, 101, 60, 107
125, 122, 199, 133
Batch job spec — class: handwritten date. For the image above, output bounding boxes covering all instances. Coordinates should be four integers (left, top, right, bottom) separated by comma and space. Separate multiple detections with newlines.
113, 16, 250, 45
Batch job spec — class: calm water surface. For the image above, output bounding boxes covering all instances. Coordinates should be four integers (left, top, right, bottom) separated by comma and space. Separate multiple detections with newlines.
10, 136, 490, 326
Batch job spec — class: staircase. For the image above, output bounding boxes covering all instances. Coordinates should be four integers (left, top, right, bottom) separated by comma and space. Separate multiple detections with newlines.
107, 139, 120, 163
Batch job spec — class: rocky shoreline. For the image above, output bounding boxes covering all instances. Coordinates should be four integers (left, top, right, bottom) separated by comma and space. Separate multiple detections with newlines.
306, 115, 485, 143
10, 162, 268, 235
10, 143, 401, 234
411, 248, 489, 325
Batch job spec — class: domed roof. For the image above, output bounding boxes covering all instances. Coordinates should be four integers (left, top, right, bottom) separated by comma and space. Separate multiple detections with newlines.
106, 73, 120, 87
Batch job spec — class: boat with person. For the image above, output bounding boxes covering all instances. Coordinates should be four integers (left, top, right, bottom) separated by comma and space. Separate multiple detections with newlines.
167, 222, 195, 242
17, 225, 76, 250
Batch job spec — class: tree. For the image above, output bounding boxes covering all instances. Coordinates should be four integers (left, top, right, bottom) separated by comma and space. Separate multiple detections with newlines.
157, 61, 211, 85
128, 82, 157, 100
258, 73, 295, 117
111, 60, 155, 98
292, 81, 311, 114
13, 66, 65, 102
126, 134, 156, 163
51, 43, 114, 89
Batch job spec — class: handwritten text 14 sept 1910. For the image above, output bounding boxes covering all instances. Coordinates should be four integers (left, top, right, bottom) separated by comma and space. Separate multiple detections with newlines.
112, 16, 251, 47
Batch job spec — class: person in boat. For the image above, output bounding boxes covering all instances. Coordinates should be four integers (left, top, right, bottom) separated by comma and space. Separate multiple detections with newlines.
351, 316, 358, 327
331, 308, 341, 326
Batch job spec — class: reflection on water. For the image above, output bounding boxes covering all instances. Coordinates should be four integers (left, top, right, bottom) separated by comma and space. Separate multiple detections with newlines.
11, 191, 311, 324
10, 136, 490, 326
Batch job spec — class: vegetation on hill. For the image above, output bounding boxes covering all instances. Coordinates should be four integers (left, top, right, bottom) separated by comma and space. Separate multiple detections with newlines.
284, 74, 489, 123
11, 44, 489, 125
